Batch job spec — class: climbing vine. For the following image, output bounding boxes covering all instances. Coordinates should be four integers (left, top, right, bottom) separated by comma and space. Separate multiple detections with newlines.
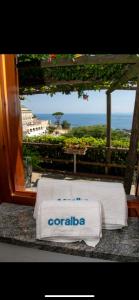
18, 54, 137, 97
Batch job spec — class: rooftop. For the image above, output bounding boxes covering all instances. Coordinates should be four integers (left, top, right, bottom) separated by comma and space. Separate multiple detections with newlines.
21, 106, 32, 112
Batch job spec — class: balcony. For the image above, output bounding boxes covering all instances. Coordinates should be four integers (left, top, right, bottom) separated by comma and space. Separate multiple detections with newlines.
23, 141, 138, 194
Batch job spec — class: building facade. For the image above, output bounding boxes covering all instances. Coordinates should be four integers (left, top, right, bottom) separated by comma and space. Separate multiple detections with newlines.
21, 106, 49, 136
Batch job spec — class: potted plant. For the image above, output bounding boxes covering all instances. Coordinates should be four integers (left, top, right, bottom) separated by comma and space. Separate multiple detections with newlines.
63, 137, 88, 155
63, 138, 89, 173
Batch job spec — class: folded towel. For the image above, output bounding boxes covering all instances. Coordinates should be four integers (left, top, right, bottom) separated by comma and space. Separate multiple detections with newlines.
34, 178, 128, 229
67, 180, 128, 229
35, 199, 102, 247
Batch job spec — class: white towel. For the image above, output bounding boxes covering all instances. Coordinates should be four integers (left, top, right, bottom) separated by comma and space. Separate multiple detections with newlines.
34, 178, 128, 230
67, 180, 128, 229
35, 199, 102, 247
34, 178, 73, 219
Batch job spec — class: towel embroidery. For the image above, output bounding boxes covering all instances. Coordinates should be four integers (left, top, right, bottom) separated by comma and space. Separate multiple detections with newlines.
57, 197, 88, 201
48, 217, 85, 226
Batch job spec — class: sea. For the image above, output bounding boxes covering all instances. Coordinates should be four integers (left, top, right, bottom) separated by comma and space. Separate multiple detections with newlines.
36, 113, 133, 130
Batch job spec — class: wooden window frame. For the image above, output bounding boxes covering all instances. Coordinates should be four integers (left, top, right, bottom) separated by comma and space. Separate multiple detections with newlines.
0, 54, 36, 205
0, 54, 138, 216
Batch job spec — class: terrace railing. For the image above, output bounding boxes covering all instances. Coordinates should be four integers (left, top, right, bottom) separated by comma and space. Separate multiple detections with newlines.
23, 142, 138, 181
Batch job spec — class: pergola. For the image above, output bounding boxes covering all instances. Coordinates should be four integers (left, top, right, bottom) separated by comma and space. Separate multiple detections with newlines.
0, 54, 139, 215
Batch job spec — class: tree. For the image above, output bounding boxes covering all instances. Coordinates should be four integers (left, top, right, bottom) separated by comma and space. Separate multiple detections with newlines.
33, 114, 37, 118
65, 125, 107, 138
61, 120, 71, 129
52, 112, 64, 126
48, 126, 55, 134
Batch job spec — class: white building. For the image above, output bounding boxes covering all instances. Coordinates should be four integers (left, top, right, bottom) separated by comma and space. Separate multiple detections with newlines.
21, 106, 33, 126
21, 106, 49, 136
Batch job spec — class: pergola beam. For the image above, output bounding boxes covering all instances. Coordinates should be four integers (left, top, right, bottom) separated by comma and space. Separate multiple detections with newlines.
19, 82, 137, 96
107, 64, 139, 94
36, 80, 100, 86
40, 54, 139, 67
106, 92, 111, 148
17, 54, 139, 69
20, 79, 137, 88
105, 92, 111, 175
124, 76, 139, 194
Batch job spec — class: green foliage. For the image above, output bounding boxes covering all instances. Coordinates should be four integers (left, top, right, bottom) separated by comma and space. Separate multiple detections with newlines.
65, 125, 107, 138
48, 126, 55, 134
18, 54, 74, 62
33, 114, 37, 118
19, 95, 26, 100
112, 139, 129, 148
64, 137, 89, 149
64, 125, 130, 141
52, 112, 64, 116
23, 134, 129, 149
22, 135, 130, 177
18, 54, 137, 97
61, 120, 71, 129
23, 135, 66, 144
22, 123, 133, 177
23, 145, 43, 171
111, 129, 130, 140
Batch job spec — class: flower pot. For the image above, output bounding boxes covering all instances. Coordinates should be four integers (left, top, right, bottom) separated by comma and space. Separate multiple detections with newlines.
64, 147, 87, 155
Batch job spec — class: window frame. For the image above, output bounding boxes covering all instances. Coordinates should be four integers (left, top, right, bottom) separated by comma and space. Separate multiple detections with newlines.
0, 54, 138, 216
0, 54, 36, 205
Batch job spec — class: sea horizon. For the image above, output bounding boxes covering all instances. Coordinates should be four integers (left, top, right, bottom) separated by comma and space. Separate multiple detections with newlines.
36, 112, 132, 115
36, 113, 133, 130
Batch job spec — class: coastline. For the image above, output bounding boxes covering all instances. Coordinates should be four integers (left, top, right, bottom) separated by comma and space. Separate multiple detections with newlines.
36, 113, 132, 130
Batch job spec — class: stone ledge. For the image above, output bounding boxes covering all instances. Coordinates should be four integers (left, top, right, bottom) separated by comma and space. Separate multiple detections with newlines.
0, 203, 139, 262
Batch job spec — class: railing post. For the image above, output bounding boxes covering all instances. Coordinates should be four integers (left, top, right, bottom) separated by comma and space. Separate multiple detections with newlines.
73, 154, 77, 173
105, 147, 111, 175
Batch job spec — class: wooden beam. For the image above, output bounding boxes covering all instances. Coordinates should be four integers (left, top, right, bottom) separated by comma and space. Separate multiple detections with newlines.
23, 142, 131, 151
124, 75, 139, 194
20, 80, 137, 88
106, 92, 111, 174
43, 80, 100, 86
12, 192, 36, 206
0, 56, 12, 202
19, 83, 137, 96
3, 55, 25, 192
41, 54, 139, 66
0, 55, 25, 203
119, 86, 137, 90
44, 158, 127, 168
40, 55, 139, 67
17, 55, 139, 69
127, 200, 139, 217
107, 64, 139, 94
37, 55, 139, 67
106, 92, 111, 148
33, 80, 102, 87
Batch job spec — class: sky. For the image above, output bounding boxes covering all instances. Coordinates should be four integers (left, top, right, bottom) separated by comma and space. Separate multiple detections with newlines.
22, 90, 136, 114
